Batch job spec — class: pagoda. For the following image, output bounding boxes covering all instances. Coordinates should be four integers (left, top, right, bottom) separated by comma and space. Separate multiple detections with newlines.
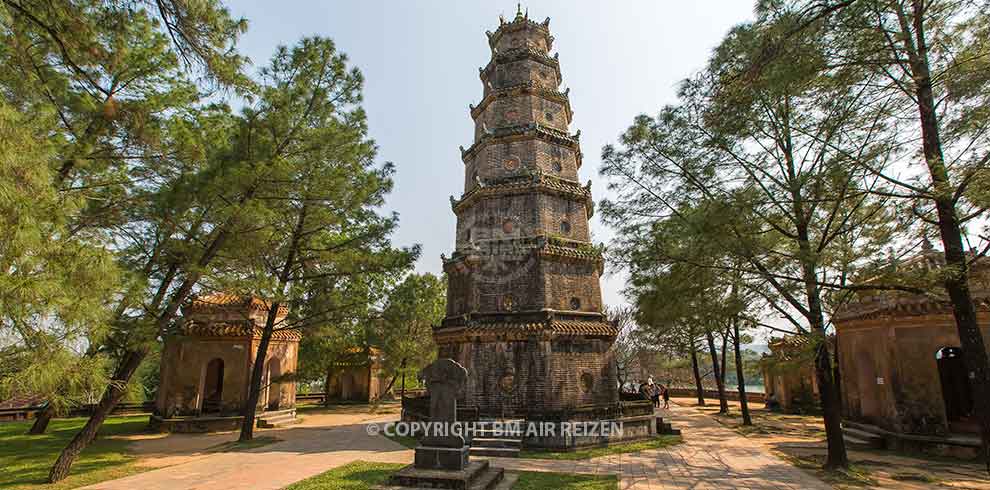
438, 7, 618, 417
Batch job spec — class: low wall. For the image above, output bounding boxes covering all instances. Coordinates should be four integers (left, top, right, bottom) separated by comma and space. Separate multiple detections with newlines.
668, 388, 765, 404
0, 401, 156, 423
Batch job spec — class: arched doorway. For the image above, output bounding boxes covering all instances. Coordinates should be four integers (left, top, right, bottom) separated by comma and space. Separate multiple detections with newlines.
266, 358, 282, 411
936, 347, 973, 424
202, 358, 224, 413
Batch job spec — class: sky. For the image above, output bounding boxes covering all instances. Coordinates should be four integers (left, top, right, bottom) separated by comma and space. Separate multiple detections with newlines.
228, 1, 758, 308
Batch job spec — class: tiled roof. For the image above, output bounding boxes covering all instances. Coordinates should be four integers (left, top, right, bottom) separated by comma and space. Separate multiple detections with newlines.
186, 293, 288, 316
182, 321, 301, 341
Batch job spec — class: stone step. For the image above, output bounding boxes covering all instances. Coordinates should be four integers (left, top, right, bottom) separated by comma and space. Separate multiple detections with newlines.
257, 411, 298, 428
469, 446, 520, 458
472, 429, 523, 439
471, 437, 521, 449
469, 466, 505, 490
842, 426, 885, 449
656, 417, 681, 435
260, 408, 295, 418
258, 413, 296, 424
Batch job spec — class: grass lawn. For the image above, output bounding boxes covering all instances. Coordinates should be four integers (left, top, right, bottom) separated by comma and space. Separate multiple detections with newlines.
0, 415, 149, 490
513, 471, 617, 490
519, 435, 682, 460
282, 462, 618, 490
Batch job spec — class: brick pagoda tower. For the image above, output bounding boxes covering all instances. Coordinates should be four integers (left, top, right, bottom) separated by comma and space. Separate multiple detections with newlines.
437, 7, 618, 418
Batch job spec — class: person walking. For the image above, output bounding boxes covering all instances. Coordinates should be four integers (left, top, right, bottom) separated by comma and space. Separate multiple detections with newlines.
661, 385, 670, 409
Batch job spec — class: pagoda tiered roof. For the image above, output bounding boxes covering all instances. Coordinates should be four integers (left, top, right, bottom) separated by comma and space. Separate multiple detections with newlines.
470, 80, 572, 122
441, 234, 604, 270
434, 308, 617, 342
461, 122, 581, 163
485, 7, 552, 50
480, 46, 561, 82
451, 171, 593, 216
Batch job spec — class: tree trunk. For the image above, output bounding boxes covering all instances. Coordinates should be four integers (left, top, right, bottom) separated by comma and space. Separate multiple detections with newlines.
733, 320, 752, 426
239, 310, 277, 442
48, 349, 147, 482
323, 369, 333, 407
240, 203, 307, 441
690, 343, 706, 406
706, 330, 729, 414
794, 225, 848, 469
28, 403, 55, 435
720, 329, 729, 386
381, 374, 398, 399
903, 0, 990, 466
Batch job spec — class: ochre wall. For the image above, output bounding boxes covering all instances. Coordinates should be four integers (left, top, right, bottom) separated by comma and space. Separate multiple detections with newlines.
837, 312, 990, 435
157, 336, 298, 416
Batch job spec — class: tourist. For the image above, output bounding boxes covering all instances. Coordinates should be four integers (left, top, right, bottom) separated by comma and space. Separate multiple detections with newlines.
662, 385, 670, 409
650, 384, 661, 408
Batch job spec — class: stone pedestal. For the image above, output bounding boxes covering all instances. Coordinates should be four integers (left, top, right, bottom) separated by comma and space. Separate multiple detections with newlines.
414, 444, 470, 471
388, 460, 503, 490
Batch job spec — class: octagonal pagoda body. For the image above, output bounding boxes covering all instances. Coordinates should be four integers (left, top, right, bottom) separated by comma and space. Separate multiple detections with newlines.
438, 9, 618, 418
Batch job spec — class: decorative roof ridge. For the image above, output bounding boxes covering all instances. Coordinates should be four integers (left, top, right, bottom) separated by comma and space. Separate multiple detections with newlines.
538, 241, 605, 263
461, 122, 580, 161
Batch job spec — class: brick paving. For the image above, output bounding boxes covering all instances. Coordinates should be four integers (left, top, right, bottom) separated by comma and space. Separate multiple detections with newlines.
492, 404, 831, 490
80, 403, 829, 490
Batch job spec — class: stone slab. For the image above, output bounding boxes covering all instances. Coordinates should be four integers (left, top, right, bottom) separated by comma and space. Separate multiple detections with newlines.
389, 460, 490, 490
414, 444, 470, 471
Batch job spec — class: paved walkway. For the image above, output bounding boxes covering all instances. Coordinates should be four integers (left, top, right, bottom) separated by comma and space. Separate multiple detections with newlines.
80, 412, 413, 490
82, 403, 829, 490
496, 405, 831, 490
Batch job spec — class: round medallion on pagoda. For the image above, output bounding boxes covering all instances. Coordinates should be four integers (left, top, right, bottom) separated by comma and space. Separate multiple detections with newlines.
502, 218, 515, 234
503, 155, 521, 171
